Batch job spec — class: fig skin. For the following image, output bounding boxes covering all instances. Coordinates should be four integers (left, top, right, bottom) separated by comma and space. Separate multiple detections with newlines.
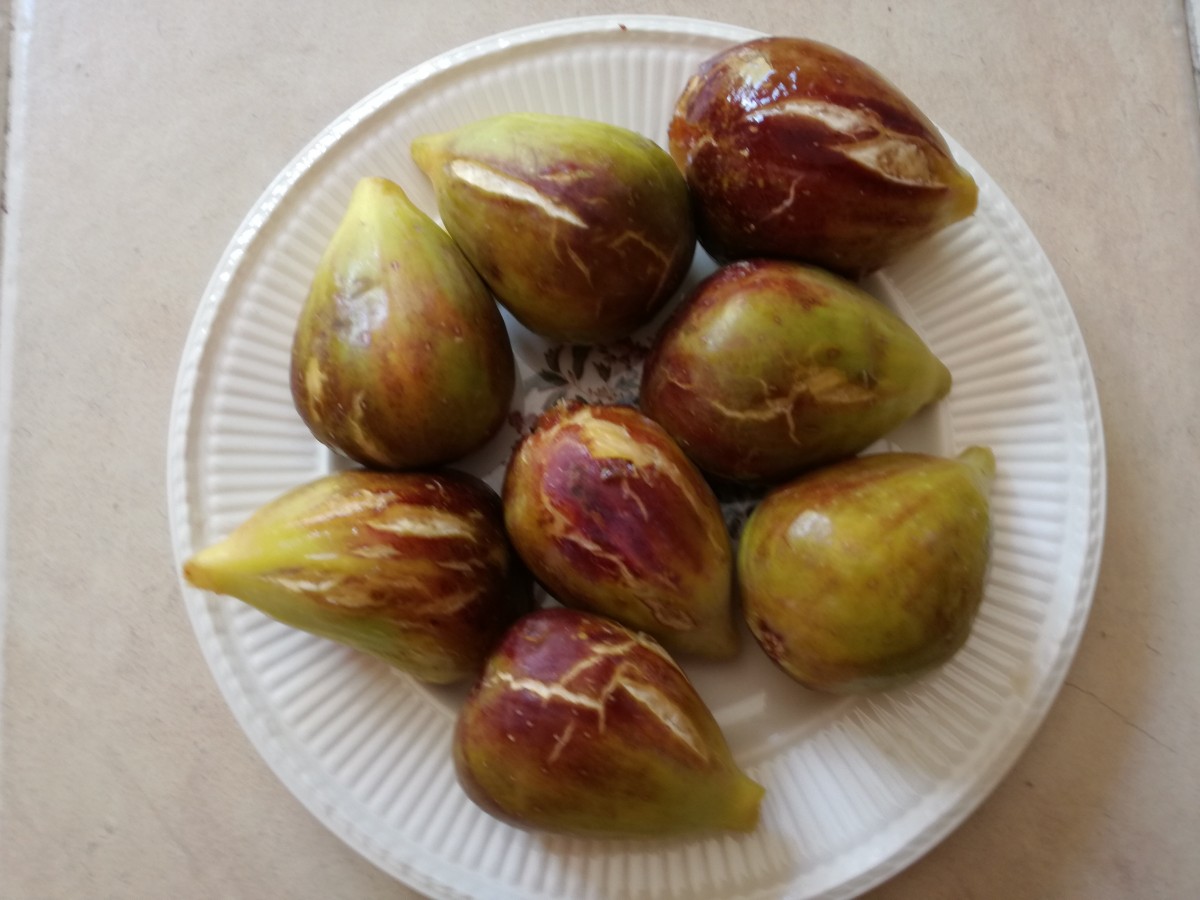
454, 608, 764, 836
182, 470, 531, 684
640, 260, 951, 484
503, 401, 737, 659
290, 176, 515, 470
413, 113, 695, 342
670, 37, 978, 275
738, 448, 996, 693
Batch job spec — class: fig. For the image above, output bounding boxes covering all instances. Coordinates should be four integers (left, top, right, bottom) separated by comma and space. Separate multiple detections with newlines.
738, 448, 996, 693
640, 260, 951, 483
182, 470, 531, 684
412, 113, 695, 342
670, 37, 979, 275
290, 176, 514, 470
503, 401, 737, 658
454, 608, 763, 836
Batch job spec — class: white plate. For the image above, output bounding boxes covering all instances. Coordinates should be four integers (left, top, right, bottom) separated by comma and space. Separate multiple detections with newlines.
167, 15, 1105, 900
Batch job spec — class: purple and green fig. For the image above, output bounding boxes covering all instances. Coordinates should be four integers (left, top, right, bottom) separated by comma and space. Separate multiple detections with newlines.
454, 608, 764, 836
738, 448, 996, 693
640, 260, 951, 484
670, 37, 979, 275
290, 176, 514, 470
182, 470, 531, 684
503, 401, 737, 658
412, 113, 695, 343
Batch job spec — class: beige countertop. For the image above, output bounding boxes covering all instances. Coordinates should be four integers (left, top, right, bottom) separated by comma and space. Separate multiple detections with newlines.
2, 1, 1198, 897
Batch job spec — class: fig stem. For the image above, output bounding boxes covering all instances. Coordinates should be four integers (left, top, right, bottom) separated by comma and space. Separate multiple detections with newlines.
958, 445, 997, 487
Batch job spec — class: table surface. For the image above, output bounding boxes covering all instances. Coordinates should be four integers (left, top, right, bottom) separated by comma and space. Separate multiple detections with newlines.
2, 2, 1198, 898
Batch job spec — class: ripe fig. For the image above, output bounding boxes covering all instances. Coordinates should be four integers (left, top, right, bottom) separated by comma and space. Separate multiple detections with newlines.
290, 176, 515, 470
182, 470, 531, 684
670, 37, 979, 274
640, 260, 951, 483
412, 113, 694, 342
738, 448, 996, 693
503, 401, 737, 658
454, 608, 764, 836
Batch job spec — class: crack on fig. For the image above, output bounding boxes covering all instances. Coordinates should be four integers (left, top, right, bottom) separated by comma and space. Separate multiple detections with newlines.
565, 244, 596, 294
699, 367, 877, 447
494, 641, 706, 761
434, 558, 491, 573
264, 573, 344, 595
345, 392, 391, 466
760, 177, 803, 223
350, 544, 401, 559
620, 680, 707, 761
838, 135, 940, 187
564, 410, 724, 554
264, 572, 388, 610
368, 504, 480, 541
425, 585, 488, 616
299, 489, 398, 527
618, 477, 651, 522
303, 358, 327, 419
703, 380, 806, 448
545, 508, 697, 626
752, 98, 879, 137
608, 230, 672, 306
447, 159, 587, 226
549, 513, 647, 587
547, 719, 578, 763
264, 562, 488, 617
541, 168, 596, 185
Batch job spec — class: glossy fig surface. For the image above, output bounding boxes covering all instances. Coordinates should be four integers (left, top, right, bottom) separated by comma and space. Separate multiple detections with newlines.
413, 113, 694, 342
670, 37, 978, 274
641, 260, 951, 483
454, 608, 763, 836
183, 470, 530, 684
503, 401, 737, 658
738, 448, 996, 693
290, 176, 514, 470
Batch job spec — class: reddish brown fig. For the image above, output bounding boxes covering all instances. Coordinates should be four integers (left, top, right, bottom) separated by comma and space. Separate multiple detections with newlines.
182, 470, 531, 684
641, 260, 951, 483
670, 37, 978, 274
503, 401, 737, 658
454, 608, 764, 836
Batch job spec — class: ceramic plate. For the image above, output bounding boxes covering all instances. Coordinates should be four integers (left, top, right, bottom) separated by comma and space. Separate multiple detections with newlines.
167, 15, 1105, 900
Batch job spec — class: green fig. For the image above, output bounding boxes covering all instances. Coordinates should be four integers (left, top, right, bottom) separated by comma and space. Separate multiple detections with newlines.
290, 176, 515, 470
670, 37, 978, 275
182, 470, 531, 684
738, 448, 996, 693
503, 401, 737, 658
412, 113, 695, 342
640, 260, 951, 483
455, 608, 763, 836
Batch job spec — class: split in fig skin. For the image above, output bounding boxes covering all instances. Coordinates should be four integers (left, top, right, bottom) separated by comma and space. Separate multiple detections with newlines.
454, 608, 763, 836
737, 448, 996, 693
670, 37, 978, 275
503, 401, 738, 659
183, 470, 532, 684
